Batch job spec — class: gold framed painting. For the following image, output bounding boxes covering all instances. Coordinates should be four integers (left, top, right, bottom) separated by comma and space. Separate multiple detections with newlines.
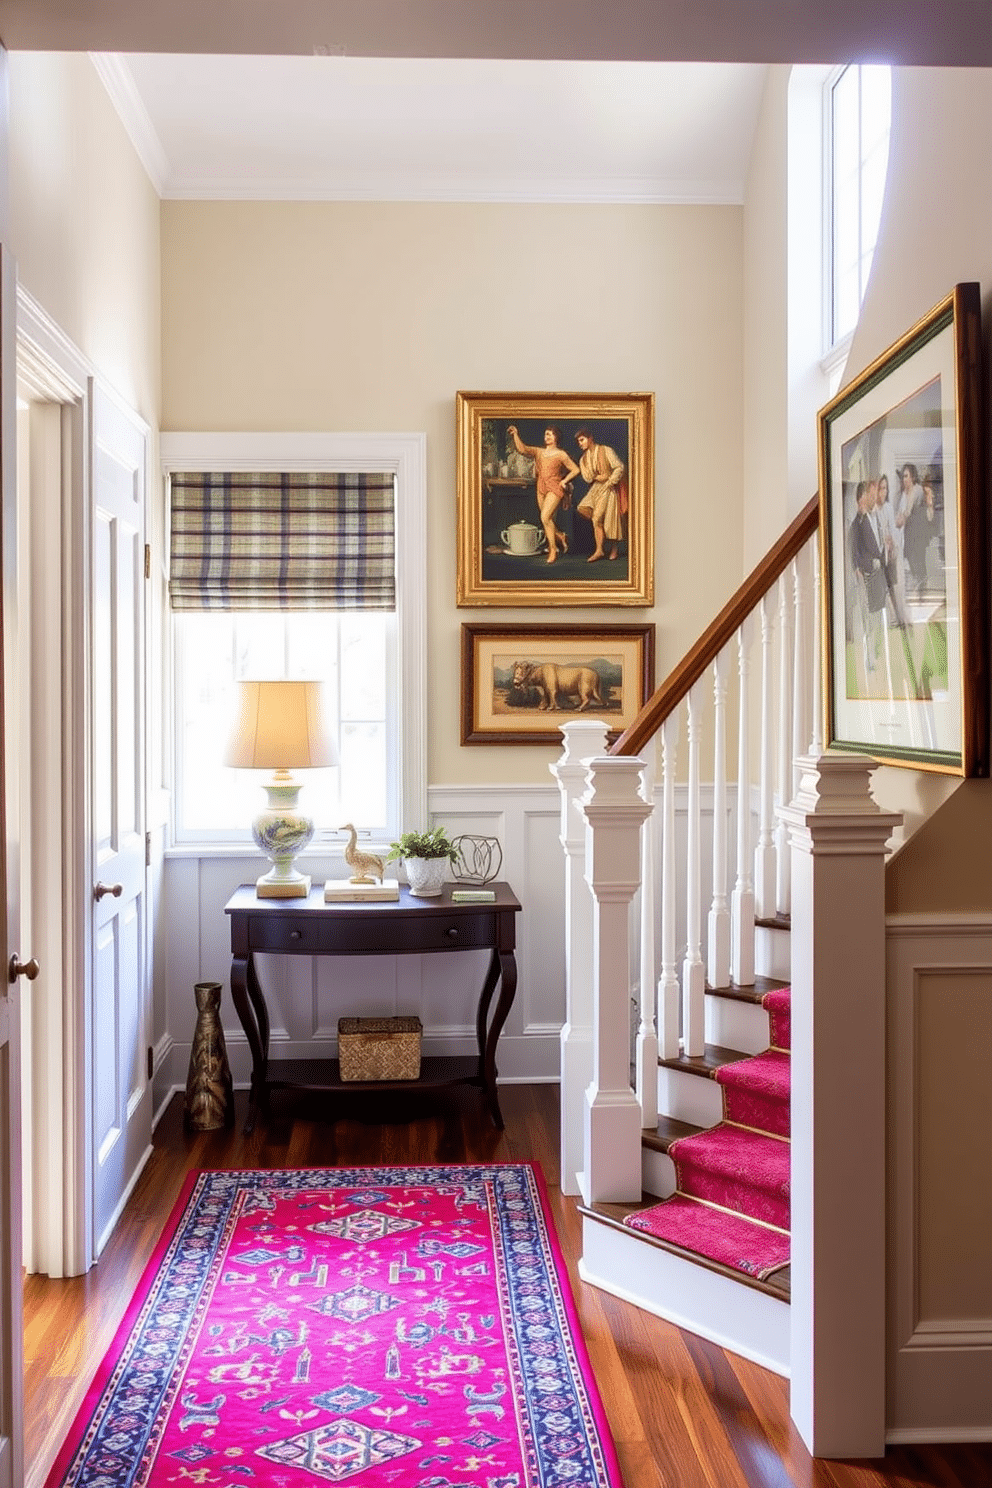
818, 282, 988, 775
456, 391, 655, 607
461, 623, 655, 745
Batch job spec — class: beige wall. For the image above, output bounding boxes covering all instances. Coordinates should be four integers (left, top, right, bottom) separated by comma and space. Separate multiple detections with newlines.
840, 69, 992, 909
742, 65, 790, 567
7, 51, 160, 425
161, 198, 746, 784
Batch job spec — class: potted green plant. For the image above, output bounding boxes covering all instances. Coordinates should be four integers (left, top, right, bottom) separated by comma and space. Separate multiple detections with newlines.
387, 827, 459, 898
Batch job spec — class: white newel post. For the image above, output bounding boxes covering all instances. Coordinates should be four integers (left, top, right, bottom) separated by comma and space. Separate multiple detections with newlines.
577, 755, 652, 1205
551, 720, 610, 1197
780, 753, 900, 1460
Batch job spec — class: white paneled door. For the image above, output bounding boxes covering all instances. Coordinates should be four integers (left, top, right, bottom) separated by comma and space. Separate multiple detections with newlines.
91, 386, 151, 1255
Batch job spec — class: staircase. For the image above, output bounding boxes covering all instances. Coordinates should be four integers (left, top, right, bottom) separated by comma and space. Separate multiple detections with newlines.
577, 954, 794, 1374
550, 502, 818, 1372
553, 498, 902, 1453
628, 981, 791, 1276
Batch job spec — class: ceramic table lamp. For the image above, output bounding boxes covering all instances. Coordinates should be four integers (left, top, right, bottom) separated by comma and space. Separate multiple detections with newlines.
225, 679, 338, 897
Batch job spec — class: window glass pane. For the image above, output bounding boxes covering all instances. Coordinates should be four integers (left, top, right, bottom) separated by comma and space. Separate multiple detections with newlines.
860, 143, 888, 262
835, 265, 861, 344
337, 723, 387, 829
860, 66, 891, 149
341, 613, 388, 720
174, 609, 391, 840
831, 67, 859, 176
828, 64, 891, 349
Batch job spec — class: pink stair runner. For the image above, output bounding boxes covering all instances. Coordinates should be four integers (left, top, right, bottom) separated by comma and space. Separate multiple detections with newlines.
625, 985, 791, 1281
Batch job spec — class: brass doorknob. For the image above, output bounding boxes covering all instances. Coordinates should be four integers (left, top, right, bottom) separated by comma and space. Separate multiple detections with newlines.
8, 955, 40, 984
94, 881, 124, 901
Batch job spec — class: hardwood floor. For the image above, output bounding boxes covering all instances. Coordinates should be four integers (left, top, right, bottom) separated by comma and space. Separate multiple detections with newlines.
23, 1084, 991, 1488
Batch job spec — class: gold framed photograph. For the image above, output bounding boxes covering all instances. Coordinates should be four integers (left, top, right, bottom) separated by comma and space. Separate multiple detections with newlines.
461, 623, 655, 745
456, 391, 655, 607
818, 282, 988, 776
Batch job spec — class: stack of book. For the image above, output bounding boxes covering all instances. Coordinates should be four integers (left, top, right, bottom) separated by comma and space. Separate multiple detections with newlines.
324, 879, 400, 903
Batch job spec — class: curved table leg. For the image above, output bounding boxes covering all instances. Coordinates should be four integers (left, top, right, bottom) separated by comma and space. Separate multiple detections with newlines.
478, 948, 517, 1129
231, 952, 269, 1135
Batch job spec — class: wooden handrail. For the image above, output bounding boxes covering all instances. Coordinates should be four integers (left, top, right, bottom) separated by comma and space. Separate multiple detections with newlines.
611, 495, 819, 756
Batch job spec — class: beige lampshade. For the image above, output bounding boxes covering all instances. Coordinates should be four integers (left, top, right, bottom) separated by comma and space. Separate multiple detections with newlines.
225, 680, 339, 771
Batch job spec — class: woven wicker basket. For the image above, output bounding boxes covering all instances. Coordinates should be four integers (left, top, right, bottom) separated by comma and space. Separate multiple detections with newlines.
337, 1016, 422, 1082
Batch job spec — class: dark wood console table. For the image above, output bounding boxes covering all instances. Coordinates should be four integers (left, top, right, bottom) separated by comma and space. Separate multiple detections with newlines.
224, 882, 521, 1134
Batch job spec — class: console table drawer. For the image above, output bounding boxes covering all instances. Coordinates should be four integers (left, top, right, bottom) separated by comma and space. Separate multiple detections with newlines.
248, 910, 498, 955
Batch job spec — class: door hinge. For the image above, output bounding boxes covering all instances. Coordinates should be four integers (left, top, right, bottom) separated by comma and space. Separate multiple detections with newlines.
147, 1046, 154, 1080
145, 831, 152, 867
144, 543, 151, 579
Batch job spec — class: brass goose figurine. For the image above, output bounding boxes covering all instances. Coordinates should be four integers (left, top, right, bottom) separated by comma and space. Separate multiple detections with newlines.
340, 823, 385, 884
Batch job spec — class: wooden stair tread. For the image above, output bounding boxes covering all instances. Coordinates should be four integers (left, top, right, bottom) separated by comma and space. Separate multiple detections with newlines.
755, 912, 791, 931
704, 973, 790, 1005
642, 1114, 707, 1153
658, 1043, 751, 1077
580, 1200, 791, 1302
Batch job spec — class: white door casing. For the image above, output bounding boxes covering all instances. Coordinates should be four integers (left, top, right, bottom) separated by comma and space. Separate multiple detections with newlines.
0, 237, 25, 1488
91, 384, 152, 1256
17, 286, 92, 1280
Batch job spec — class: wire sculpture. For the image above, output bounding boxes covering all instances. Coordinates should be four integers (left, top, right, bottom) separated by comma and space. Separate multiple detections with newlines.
451, 834, 503, 885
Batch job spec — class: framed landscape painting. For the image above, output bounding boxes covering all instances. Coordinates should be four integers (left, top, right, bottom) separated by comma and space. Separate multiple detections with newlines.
456, 391, 655, 607
461, 623, 655, 745
818, 282, 987, 775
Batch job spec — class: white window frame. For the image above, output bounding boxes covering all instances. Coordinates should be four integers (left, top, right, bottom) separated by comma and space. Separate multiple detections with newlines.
160, 431, 427, 846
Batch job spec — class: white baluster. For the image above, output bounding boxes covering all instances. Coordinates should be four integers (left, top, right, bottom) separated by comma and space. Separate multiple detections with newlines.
682, 685, 705, 1056
791, 555, 807, 802
774, 573, 793, 916
731, 616, 755, 987
549, 718, 610, 1197
578, 756, 652, 1205
635, 744, 658, 1128
658, 713, 681, 1061
755, 591, 777, 919
707, 650, 730, 990
810, 536, 824, 756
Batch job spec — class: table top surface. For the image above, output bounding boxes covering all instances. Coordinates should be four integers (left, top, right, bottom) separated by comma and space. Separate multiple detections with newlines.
225, 881, 521, 918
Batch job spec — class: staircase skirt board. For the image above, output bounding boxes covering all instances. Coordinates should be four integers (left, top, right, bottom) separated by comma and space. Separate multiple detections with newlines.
580, 1211, 790, 1378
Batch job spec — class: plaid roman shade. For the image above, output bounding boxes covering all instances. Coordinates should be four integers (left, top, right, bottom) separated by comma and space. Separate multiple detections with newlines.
169, 470, 396, 611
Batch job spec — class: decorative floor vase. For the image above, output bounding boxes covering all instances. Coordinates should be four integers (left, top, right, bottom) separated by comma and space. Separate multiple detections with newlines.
403, 856, 449, 897
183, 981, 235, 1131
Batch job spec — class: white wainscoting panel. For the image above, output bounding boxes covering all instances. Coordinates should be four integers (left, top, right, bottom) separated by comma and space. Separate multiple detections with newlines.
886, 914, 992, 1443
158, 785, 567, 1110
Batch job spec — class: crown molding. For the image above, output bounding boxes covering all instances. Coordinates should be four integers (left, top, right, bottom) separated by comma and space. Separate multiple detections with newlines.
160, 173, 744, 205
89, 52, 170, 195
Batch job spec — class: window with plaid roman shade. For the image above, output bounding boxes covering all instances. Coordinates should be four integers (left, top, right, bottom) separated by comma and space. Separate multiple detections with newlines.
169, 470, 396, 611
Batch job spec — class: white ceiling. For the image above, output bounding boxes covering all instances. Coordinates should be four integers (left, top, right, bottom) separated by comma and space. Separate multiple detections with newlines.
91, 54, 769, 204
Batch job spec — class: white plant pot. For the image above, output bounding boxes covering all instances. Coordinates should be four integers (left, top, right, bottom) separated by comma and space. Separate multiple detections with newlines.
404, 856, 449, 898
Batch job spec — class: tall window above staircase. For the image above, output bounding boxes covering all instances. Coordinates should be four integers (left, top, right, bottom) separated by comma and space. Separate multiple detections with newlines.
826, 64, 891, 358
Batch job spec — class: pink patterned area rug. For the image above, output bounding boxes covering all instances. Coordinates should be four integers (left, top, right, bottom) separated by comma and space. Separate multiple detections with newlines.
46, 1165, 623, 1488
